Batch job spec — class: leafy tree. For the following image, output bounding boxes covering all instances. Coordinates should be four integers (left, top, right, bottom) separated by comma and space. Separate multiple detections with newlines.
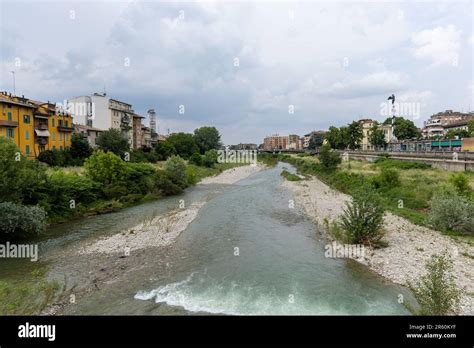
70, 134, 93, 161
347, 121, 363, 150
84, 151, 127, 185
326, 126, 348, 150
468, 120, 474, 136
155, 140, 176, 161
319, 144, 341, 170
96, 128, 130, 156
166, 133, 199, 159
368, 123, 386, 150
0, 137, 46, 204
384, 117, 421, 140
407, 251, 463, 315
193, 126, 222, 154
444, 129, 470, 139
202, 149, 218, 167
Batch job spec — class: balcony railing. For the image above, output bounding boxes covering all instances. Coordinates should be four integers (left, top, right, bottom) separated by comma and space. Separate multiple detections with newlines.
36, 138, 48, 145
57, 125, 74, 132
0, 120, 19, 127
36, 123, 48, 130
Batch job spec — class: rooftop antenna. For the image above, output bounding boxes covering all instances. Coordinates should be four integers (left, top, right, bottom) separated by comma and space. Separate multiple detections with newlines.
10, 71, 15, 95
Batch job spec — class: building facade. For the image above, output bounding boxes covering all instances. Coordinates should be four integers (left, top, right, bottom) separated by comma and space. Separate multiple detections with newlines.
263, 135, 289, 150
0, 92, 73, 158
422, 110, 474, 138
67, 92, 144, 149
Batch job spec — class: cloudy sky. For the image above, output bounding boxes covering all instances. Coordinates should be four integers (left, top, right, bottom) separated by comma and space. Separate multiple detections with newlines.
1, 0, 473, 144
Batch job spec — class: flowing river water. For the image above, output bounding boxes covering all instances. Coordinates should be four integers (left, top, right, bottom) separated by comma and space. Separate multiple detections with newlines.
2, 163, 412, 315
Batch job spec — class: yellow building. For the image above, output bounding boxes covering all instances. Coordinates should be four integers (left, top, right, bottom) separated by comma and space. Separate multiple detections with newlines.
0, 92, 73, 158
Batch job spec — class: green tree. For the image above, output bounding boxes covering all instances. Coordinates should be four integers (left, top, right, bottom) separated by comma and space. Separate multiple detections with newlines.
70, 134, 93, 161
166, 133, 199, 159
189, 152, 203, 166
155, 140, 176, 161
163, 155, 188, 189
407, 251, 463, 315
384, 117, 421, 140
319, 144, 341, 170
326, 126, 348, 150
347, 121, 363, 150
368, 123, 387, 150
444, 129, 470, 139
84, 151, 127, 185
202, 149, 218, 167
96, 128, 130, 156
193, 126, 222, 154
468, 120, 474, 136
0, 137, 46, 204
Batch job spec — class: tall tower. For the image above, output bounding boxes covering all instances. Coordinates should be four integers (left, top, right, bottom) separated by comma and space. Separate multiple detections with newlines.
148, 109, 156, 135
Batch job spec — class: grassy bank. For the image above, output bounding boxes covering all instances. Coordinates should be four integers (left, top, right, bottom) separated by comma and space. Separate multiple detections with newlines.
277, 153, 474, 242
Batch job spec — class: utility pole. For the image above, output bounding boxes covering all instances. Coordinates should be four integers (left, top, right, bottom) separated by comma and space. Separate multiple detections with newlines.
10, 71, 16, 95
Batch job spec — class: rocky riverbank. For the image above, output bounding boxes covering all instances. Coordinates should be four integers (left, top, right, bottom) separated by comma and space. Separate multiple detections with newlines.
282, 177, 474, 315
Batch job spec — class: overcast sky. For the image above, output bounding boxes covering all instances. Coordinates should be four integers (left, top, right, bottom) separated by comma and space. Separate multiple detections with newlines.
1, 0, 473, 144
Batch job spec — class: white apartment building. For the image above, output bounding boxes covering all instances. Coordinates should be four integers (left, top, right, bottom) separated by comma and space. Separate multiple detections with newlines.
67, 92, 141, 149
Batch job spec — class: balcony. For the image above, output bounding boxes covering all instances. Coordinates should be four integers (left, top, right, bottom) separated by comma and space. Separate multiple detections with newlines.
0, 120, 18, 127
36, 123, 48, 130
57, 125, 74, 132
36, 137, 48, 145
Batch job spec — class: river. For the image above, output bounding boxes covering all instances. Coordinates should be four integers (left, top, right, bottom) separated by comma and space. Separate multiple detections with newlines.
1, 162, 411, 315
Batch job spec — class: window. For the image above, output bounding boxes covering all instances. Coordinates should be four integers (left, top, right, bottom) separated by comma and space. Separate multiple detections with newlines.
7, 112, 12, 121
65, 121, 68, 127
52, 119, 55, 127
53, 146, 56, 151
60, 146, 63, 151
39, 145, 45, 152
23, 115, 30, 123
66, 133, 69, 141
25, 130, 29, 140
58, 120, 62, 127
60, 133, 63, 141
6, 128, 14, 138
52, 132, 56, 140
25, 145, 30, 155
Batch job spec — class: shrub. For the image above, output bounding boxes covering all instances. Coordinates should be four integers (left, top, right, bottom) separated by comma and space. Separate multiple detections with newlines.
84, 151, 127, 185
0, 202, 47, 241
372, 167, 400, 189
202, 149, 218, 167
155, 141, 176, 161
449, 173, 471, 197
189, 152, 203, 166
339, 187, 385, 246
121, 162, 156, 195
280, 169, 301, 181
319, 144, 341, 170
95, 128, 129, 156
428, 192, 474, 233
0, 137, 46, 205
41, 170, 99, 216
155, 170, 184, 196
163, 155, 188, 189
374, 158, 430, 170
407, 251, 463, 315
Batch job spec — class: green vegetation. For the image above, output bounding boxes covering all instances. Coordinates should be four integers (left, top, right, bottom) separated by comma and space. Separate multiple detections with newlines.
95, 128, 130, 157
277, 153, 474, 238
167, 132, 199, 159
0, 267, 60, 315
0, 202, 46, 242
383, 116, 421, 140
368, 123, 386, 149
280, 170, 301, 181
339, 187, 385, 246
319, 144, 341, 170
406, 252, 463, 315
326, 121, 363, 150
193, 126, 222, 154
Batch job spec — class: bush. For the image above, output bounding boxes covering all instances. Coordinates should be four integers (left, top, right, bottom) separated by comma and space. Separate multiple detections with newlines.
0, 137, 46, 205
154, 170, 184, 196
372, 167, 400, 189
428, 192, 474, 233
84, 151, 127, 185
155, 141, 176, 161
319, 144, 341, 170
374, 158, 431, 170
0, 202, 47, 241
202, 149, 218, 167
41, 170, 99, 216
189, 152, 203, 166
407, 251, 463, 315
163, 155, 188, 189
449, 173, 471, 197
95, 128, 129, 156
339, 187, 385, 246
